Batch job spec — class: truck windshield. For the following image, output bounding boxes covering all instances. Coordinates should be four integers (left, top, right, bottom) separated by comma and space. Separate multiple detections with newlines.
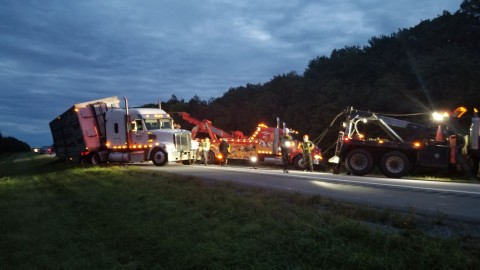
144, 118, 173, 130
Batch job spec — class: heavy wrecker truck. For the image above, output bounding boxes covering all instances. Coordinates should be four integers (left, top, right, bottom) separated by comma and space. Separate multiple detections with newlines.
329, 106, 480, 178
177, 112, 322, 170
50, 96, 198, 166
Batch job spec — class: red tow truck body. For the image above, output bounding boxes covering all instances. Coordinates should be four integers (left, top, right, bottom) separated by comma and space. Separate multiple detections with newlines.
177, 113, 322, 170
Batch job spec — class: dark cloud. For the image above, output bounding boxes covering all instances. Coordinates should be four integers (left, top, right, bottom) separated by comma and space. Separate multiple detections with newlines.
0, 0, 462, 146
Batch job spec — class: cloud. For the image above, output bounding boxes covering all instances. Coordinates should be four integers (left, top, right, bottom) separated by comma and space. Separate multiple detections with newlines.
0, 0, 462, 146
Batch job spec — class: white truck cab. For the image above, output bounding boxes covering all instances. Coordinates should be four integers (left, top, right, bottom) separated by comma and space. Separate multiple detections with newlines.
105, 107, 197, 165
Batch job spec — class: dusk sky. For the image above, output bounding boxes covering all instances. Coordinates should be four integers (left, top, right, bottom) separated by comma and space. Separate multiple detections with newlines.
1, 0, 462, 147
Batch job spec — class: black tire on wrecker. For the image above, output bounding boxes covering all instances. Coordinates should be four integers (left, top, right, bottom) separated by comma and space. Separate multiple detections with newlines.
345, 149, 374, 176
292, 154, 305, 170
206, 150, 216, 164
379, 151, 410, 178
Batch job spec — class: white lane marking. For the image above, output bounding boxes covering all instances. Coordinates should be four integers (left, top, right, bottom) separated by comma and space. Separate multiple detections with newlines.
191, 165, 480, 196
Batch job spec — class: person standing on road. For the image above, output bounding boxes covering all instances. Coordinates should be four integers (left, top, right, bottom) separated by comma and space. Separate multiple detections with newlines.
219, 138, 230, 166
201, 138, 211, 166
299, 134, 314, 172
280, 130, 293, 173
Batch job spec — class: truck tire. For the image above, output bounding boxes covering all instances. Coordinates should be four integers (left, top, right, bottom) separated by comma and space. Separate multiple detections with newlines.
207, 150, 216, 164
151, 148, 168, 166
345, 149, 374, 176
379, 151, 410, 178
292, 154, 305, 170
90, 152, 102, 165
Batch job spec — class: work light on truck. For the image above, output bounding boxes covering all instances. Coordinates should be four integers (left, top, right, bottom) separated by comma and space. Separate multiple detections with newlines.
432, 111, 449, 122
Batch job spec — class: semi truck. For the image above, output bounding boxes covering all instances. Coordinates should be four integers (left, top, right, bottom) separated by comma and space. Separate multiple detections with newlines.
329, 106, 480, 178
49, 96, 198, 165
177, 112, 322, 170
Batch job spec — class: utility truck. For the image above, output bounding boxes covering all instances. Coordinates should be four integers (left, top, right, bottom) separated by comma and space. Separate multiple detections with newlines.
50, 96, 197, 165
329, 107, 480, 178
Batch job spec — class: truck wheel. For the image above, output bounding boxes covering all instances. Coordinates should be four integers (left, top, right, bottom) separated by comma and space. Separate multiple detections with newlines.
151, 148, 168, 166
292, 154, 305, 170
345, 149, 374, 176
207, 150, 216, 164
379, 151, 410, 178
90, 153, 102, 165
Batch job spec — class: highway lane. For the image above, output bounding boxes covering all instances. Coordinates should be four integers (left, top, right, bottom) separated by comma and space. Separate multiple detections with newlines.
137, 163, 480, 223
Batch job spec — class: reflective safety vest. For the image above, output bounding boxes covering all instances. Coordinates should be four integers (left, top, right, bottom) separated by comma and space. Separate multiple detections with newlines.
202, 141, 211, 151
300, 141, 314, 153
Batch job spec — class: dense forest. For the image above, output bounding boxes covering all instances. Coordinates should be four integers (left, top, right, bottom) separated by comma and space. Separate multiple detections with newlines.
146, 1, 480, 157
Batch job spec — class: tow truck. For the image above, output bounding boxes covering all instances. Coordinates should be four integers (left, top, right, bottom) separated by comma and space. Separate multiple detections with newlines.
329, 107, 480, 178
177, 112, 322, 170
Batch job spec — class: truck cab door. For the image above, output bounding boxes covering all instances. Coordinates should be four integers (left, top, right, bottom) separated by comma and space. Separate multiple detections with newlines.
131, 119, 148, 146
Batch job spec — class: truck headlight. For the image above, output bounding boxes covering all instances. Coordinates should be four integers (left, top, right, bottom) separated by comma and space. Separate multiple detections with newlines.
250, 156, 258, 162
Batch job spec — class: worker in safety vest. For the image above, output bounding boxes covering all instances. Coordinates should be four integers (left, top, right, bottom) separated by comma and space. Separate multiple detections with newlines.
201, 138, 211, 166
219, 138, 230, 166
280, 130, 293, 173
299, 134, 314, 172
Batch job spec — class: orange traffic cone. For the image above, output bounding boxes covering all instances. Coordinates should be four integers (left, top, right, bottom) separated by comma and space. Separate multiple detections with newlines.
435, 125, 444, 142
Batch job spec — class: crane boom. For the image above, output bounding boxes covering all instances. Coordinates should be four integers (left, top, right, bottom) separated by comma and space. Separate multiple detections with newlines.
176, 112, 244, 140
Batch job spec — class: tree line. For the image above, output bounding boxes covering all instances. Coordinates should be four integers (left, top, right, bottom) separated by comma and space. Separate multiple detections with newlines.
0, 131, 31, 154
155, 1, 480, 157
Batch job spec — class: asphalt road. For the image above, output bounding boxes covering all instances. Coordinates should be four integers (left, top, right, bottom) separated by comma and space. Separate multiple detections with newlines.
137, 161, 480, 223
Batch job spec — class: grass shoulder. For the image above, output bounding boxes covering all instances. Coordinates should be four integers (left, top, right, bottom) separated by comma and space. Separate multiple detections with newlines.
1, 153, 479, 269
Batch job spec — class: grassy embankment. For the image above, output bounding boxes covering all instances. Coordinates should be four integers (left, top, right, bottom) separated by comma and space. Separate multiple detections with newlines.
0, 153, 478, 269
